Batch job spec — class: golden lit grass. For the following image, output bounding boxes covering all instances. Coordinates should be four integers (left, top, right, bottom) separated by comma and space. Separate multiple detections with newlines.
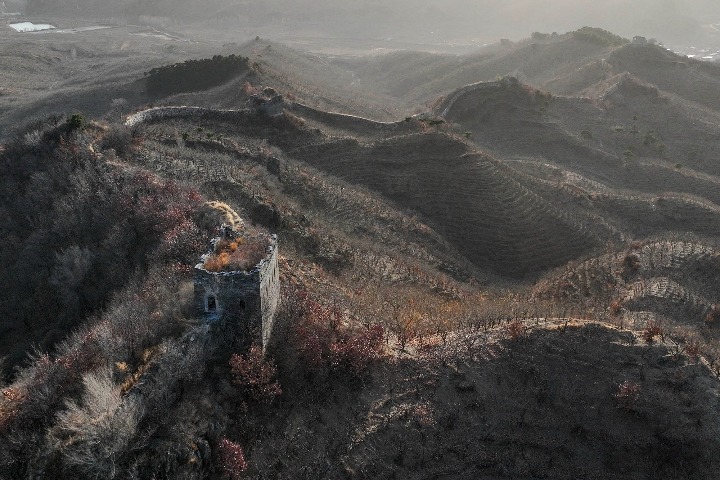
203, 237, 269, 272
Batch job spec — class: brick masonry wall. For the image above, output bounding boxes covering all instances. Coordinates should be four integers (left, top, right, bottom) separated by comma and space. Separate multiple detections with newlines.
259, 235, 280, 347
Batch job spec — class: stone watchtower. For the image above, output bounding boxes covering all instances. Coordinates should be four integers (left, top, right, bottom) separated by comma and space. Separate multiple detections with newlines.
193, 226, 280, 349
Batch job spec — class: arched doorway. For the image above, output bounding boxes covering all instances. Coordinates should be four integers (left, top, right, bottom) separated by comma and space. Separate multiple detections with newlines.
206, 295, 217, 312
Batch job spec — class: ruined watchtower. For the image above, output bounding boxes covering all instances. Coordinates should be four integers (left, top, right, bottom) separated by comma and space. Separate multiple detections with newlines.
193, 226, 280, 349
247, 87, 285, 117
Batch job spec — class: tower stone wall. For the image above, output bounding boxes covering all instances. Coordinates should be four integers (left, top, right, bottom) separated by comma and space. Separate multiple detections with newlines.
193, 233, 279, 350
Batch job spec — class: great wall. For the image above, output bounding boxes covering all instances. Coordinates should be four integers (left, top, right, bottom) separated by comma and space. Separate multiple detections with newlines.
193, 228, 280, 350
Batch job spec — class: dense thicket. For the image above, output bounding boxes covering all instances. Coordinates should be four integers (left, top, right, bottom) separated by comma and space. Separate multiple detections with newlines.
145, 55, 250, 97
0, 116, 205, 373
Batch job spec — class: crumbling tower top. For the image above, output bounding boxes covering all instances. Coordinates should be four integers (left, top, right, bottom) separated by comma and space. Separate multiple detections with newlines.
193, 211, 280, 349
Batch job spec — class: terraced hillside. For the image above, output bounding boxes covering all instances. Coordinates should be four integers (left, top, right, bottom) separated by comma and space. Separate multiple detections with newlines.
571, 43, 720, 111
5, 23, 716, 288
436, 75, 720, 241
289, 130, 603, 278
123, 109, 487, 292
126, 51, 720, 283
535, 240, 720, 343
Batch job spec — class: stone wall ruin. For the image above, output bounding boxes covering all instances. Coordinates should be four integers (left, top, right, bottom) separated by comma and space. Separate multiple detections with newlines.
193, 231, 279, 350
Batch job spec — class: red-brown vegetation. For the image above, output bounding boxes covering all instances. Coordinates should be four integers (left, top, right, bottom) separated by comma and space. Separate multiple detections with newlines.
609, 300, 623, 317
291, 290, 385, 378
642, 320, 664, 344
0, 119, 208, 380
505, 319, 527, 341
622, 253, 641, 273
614, 380, 641, 411
684, 340, 702, 362
705, 305, 720, 325
217, 438, 248, 480
229, 345, 282, 404
5, 39, 720, 477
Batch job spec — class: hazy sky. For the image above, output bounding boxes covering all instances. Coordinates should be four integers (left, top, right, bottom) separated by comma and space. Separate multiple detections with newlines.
19, 0, 720, 43
254, 0, 720, 43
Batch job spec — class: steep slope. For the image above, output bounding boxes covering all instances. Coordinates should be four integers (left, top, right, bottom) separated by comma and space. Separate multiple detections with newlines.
435, 77, 623, 183
544, 43, 720, 111
122, 106, 604, 280
607, 44, 720, 111
286, 128, 602, 279
439, 73, 720, 192
244, 323, 720, 480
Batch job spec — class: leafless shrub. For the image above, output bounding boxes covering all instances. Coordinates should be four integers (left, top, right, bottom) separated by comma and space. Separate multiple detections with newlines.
614, 380, 640, 411
609, 300, 623, 317
104, 298, 152, 361
684, 341, 702, 362
411, 402, 436, 427
139, 340, 206, 420
50, 245, 95, 309
379, 287, 444, 352
642, 320, 664, 344
288, 289, 385, 379
109, 98, 129, 120
622, 253, 641, 274
389, 311, 420, 352
50, 367, 143, 479
101, 125, 133, 157
629, 241, 643, 250
23, 129, 43, 148
705, 305, 720, 326
505, 320, 527, 341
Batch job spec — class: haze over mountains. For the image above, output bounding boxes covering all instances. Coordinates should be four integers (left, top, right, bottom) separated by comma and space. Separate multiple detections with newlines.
12, 0, 720, 43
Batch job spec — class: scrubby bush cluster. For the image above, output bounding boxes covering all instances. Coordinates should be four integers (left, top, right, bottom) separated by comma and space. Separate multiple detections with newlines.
217, 438, 248, 480
100, 124, 134, 156
642, 320, 664, 344
706, 305, 720, 325
0, 114, 396, 475
288, 289, 385, 379
0, 115, 220, 476
229, 345, 282, 404
145, 55, 250, 97
0, 117, 206, 373
614, 380, 641, 411
0, 262, 210, 477
505, 319, 527, 341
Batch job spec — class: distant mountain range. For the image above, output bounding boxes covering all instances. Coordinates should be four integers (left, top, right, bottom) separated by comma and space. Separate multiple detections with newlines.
17, 0, 720, 43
